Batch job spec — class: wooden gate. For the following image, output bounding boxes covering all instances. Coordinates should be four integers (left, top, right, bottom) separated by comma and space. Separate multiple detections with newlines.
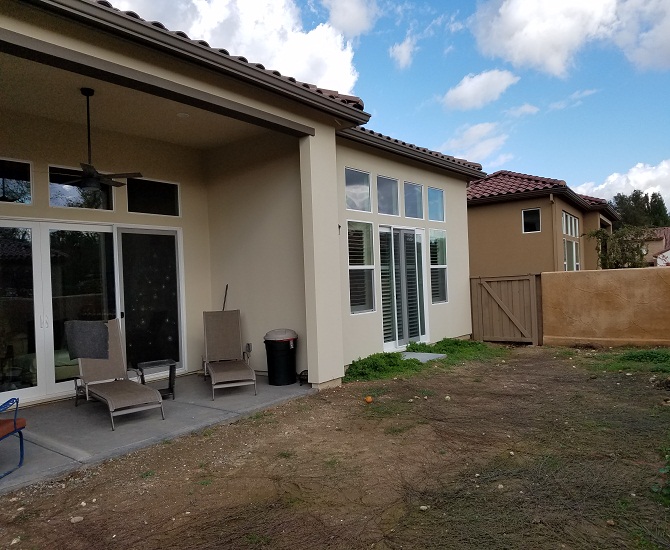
470, 275, 542, 345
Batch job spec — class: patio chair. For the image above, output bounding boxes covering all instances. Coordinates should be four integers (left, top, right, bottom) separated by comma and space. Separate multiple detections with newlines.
66, 319, 164, 430
0, 397, 26, 479
203, 310, 256, 400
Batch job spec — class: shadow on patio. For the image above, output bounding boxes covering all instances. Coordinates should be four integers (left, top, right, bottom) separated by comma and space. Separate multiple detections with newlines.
0, 373, 314, 494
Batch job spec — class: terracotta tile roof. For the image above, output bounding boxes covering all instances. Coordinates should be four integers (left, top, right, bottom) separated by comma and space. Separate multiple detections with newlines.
577, 194, 608, 206
650, 227, 670, 246
91, 0, 365, 113
467, 170, 566, 200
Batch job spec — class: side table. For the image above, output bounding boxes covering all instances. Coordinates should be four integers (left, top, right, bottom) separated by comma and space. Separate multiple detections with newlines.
137, 359, 177, 400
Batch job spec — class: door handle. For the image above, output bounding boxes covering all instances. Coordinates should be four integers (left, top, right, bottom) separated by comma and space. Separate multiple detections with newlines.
44, 314, 50, 329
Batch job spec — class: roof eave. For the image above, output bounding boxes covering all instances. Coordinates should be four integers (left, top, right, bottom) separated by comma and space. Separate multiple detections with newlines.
337, 127, 485, 180
21, 0, 371, 127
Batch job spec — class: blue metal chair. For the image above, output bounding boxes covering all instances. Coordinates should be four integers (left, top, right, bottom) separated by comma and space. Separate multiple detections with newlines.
0, 397, 26, 479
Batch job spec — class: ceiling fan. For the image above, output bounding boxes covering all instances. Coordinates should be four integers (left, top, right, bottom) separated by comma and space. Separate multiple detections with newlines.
61, 88, 142, 190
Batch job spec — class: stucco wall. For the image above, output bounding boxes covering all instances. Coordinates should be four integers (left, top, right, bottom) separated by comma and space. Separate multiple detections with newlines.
205, 133, 307, 375
542, 268, 670, 347
336, 140, 473, 365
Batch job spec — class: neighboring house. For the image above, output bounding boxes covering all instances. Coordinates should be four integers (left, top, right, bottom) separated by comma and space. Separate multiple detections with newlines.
467, 171, 619, 278
0, 0, 483, 404
643, 227, 670, 266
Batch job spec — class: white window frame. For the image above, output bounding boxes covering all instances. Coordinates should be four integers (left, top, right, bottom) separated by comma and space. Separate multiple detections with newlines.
347, 220, 375, 314
522, 208, 541, 233
429, 229, 448, 304
427, 187, 445, 222
345, 167, 372, 213
562, 211, 581, 270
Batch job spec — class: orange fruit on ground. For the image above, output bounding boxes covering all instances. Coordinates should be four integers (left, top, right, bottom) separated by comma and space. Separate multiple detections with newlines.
364, 396, 373, 403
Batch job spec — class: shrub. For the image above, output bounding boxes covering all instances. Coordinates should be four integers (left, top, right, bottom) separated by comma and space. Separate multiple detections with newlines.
343, 352, 423, 382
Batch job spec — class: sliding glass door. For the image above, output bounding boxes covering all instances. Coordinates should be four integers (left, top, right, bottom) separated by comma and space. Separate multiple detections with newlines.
380, 226, 427, 348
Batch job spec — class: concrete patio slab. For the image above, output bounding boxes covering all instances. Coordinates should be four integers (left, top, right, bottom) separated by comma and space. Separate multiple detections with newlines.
0, 373, 314, 494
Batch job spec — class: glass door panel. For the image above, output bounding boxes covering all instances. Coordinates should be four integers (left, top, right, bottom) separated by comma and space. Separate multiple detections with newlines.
119, 230, 181, 369
0, 225, 41, 396
46, 227, 116, 390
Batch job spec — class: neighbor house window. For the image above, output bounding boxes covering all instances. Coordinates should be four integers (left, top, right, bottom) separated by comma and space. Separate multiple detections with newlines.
429, 229, 448, 303
0, 159, 31, 204
377, 176, 398, 216
404, 182, 423, 219
127, 178, 179, 216
562, 211, 580, 271
522, 208, 541, 233
49, 166, 113, 210
345, 168, 371, 212
428, 187, 445, 222
348, 221, 374, 313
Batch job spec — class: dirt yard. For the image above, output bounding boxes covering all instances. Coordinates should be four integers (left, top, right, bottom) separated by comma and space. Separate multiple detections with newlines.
1, 346, 669, 549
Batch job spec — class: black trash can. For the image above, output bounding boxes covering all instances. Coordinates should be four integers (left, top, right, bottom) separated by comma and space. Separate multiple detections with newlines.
264, 329, 298, 386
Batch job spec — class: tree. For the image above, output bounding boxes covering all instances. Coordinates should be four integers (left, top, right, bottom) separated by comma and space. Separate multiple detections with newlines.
610, 190, 670, 228
586, 225, 655, 269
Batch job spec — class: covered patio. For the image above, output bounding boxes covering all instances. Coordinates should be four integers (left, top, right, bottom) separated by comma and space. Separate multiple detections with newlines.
0, 373, 313, 494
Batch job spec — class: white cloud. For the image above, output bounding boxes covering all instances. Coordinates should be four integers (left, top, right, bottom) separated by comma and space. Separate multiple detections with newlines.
506, 103, 539, 117
115, 0, 358, 94
440, 122, 509, 164
470, 0, 670, 75
443, 70, 520, 110
574, 159, 670, 205
389, 35, 418, 69
321, 0, 379, 38
488, 153, 515, 168
549, 89, 599, 110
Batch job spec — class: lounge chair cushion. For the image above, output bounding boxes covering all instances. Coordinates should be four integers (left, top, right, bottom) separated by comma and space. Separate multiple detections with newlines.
0, 418, 26, 439
88, 380, 162, 412
208, 361, 255, 385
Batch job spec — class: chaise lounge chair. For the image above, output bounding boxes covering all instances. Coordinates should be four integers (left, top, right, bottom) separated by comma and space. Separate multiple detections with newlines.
0, 397, 26, 479
66, 319, 165, 430
202, 310, 256, 400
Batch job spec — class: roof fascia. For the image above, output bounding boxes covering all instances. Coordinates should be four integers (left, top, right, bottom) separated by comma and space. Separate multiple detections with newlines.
20, 0, 371, 128
337, 128, 484, 180
0, 27, 315, 137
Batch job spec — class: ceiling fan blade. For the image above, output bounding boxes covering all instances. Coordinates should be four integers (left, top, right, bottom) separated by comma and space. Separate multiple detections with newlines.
100, 178, 127, 188
105, 172, 143, 179
59, 178, 86, 187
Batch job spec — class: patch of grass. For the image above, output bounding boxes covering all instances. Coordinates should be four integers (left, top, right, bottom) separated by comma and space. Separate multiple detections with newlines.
201, 428, 214, 437
325, 457, 340, 468
198, 479, 213, 486
364, 400, 411, 418
651, 441, 670, 507
277, 450, 295, 459
406, 338, 508, 365
578, 347, 670, 373
244, 533, 272, 546
249, 411, 275, 422
384, 424, 413, 436
419, 389, 436, 397
140, 470, 155, 479
343, 352, 423, 382
363, 387, 390, 398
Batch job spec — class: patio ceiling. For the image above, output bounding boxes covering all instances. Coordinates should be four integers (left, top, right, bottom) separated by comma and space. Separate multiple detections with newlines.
0, 51, 272, 150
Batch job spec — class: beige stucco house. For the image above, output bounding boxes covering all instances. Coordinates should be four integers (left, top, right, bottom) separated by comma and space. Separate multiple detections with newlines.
467, 171, 619, 278
0, 0, 483, 405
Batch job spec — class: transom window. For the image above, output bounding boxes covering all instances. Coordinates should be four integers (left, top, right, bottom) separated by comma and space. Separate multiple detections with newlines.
345, 168, 371, 212
522, 208, 541, 233
347, 221, 375, 313
0, 159, 31, 204
377, 176, 399, 216
127, 178, 179, 216
562, 211, 579, 237
404, 182, 423, 219
49, 166, 113, 210
428, 187, 445, 222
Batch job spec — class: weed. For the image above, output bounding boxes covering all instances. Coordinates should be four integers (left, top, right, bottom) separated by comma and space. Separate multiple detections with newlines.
201, 428, 214, 437
198, 479, 213, 486
344, 352, 423, 382
419, 389, 436, 396
244, 533, 271, 546
364, 400, 410, 418
325, 457, 340, 468
578, 347, 670, 373
651, 442, 670, 506
140, 470, 155, 479
363, 387, 390, 398
277, 450, 295, 459
384, 424, 412, 435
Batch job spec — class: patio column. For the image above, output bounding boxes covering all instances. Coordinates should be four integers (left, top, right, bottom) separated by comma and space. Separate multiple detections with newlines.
299, 131, 345, 387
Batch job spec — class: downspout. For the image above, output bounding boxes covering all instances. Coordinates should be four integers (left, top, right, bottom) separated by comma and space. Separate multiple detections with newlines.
549, 193, 557, 270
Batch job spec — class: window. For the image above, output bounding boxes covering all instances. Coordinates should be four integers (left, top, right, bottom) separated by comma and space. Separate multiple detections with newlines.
404, 182, 423, 219
562, 211, 580, 271
377, 176, 398, 215
127, 178, 179, 216
428, 187, 445, 222
49, 167, 113, 210
0, 159, 31, 204
429, 229, 448, 303
345, 168, 371, 212
522, 208, 541, 233
348, 221, 374, 313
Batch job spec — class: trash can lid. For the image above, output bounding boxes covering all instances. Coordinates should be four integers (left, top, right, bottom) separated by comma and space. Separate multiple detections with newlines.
264, 328, 298, 341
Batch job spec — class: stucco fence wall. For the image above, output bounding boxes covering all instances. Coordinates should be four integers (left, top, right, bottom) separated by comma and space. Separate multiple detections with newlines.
542, 267, 670, 347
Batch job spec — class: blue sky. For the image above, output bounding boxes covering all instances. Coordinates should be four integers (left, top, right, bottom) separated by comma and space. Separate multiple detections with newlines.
115, 0, 670, 206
